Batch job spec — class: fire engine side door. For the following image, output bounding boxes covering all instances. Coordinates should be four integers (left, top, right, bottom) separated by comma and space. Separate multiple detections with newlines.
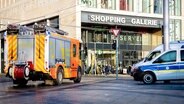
70, 40, 79, 69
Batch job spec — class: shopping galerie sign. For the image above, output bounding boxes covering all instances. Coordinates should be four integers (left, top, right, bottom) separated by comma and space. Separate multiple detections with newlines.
89, 14, 158, 26
81, 12, 162, 28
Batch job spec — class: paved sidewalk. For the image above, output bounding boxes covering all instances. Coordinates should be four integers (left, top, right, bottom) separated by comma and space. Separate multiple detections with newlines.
0, 73, 11, 83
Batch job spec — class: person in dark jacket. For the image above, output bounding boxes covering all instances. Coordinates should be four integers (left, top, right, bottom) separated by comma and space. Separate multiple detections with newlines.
105, 65, 109, 76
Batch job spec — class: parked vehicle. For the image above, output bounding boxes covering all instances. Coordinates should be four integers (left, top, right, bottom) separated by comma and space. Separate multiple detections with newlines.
131, 41, 184, 76
4, 24, 82, 86
132, 44, 184, 84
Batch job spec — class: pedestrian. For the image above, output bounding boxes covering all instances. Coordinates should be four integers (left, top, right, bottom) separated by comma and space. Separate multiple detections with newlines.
105, 65, 109, 77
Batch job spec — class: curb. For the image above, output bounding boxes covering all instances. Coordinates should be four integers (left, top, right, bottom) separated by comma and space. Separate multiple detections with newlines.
83, 74, 132, 79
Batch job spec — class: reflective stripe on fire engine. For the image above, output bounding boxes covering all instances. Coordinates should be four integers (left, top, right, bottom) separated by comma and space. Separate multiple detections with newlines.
7, 35, 17, 61
35, 34, 47, 73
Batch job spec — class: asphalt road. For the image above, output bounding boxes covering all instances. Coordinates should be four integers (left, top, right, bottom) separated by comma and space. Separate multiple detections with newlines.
0, 75, 184, 104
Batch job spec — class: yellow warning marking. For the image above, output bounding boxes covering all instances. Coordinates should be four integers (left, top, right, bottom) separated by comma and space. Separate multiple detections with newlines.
7, 35, 17, 61
34, 34, 46, 73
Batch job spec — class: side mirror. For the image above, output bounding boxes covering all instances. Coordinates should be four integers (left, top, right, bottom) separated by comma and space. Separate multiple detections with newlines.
143, 57, 147, 62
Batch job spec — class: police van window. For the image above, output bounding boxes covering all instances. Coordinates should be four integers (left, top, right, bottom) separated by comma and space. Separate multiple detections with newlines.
73, 44, 76, 57
154, 51, 176, 63
181, 50, 184, 61
146, 51, 161, 62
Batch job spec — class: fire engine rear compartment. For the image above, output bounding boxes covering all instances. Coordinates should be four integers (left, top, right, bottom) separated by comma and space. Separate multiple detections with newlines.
16, 34, 73, 79
17, 36, 34, 65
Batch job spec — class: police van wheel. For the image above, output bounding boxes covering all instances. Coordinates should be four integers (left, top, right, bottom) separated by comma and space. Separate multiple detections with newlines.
54, 67, 63, 85
143, 72, 155, 84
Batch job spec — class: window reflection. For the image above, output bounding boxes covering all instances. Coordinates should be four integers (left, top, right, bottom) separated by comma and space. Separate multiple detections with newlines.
169, 0, 181, 16
154, 0, 163, 14
170, 19, 181, 42
181, 50, 184, 61
101, 0, 116, 9
142, 0, 151, 13
120, 0, 133, 11
157, 51, 176, 63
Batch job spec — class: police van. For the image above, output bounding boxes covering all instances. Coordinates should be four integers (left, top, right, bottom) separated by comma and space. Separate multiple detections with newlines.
132, 42, 184, 84
131, 41, 184, 76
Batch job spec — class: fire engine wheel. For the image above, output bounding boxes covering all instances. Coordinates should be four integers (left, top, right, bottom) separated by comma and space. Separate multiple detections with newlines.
73, 67, 82, 83
8, 67, 13, 77
13, 79, 28, 86
54, 67, 63, 85
24, 67, 30, 80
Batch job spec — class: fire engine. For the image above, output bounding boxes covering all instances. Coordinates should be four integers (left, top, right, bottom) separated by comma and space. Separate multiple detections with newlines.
4, 24, 82, 86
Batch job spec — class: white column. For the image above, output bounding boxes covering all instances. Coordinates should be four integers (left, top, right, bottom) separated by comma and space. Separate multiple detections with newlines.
97, 0, 101, 9
76, 0, 81, 41
163, 0, 170, 51
134, 0, 137, 12
116, 0, 120, 11
138, 0, 142, 13
150, 0, 154, 14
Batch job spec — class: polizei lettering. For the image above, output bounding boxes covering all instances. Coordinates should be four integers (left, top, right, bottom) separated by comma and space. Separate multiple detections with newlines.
89, 15, 126, 24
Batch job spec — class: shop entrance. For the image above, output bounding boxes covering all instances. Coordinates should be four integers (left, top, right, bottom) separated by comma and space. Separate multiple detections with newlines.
122, 50, 141, 67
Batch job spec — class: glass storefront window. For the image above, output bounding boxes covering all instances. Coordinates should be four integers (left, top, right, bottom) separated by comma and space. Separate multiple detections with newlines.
82, 30, 87, 43
88, 31, 94, 42
142, 33, 151, 46
79, 0, 97, 8
169, 0, 174, 15
175, 0, 181, 16
101, 0, 116, 10
50, 17, 59, 29
170, 19, 181, 41
120, 0, 134, 11
169, 0, 181, 16
103, 33, 108, 42
142, 0, 151, 13
175, 20, 181, 41
154, 0, 163, 14
82, 29, 112, 43
107, 33, 112, 43
170, 20, 175, 42
95, 32, 103, 42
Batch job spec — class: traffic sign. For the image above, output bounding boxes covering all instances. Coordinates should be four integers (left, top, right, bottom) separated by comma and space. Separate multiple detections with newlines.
109, 29, 121, 37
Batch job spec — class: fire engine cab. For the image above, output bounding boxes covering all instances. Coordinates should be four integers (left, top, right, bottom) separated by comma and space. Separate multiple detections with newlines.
4, 24, 82, 86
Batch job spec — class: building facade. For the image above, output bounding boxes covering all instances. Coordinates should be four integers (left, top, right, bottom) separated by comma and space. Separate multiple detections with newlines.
0, 0, 184, 74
